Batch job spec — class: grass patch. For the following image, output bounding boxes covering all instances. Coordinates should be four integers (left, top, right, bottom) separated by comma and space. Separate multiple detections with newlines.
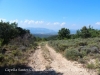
65, 49, 81, 61
86, 62, 95, 69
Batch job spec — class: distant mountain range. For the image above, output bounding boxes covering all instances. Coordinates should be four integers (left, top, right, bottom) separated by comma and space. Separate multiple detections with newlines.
70, 30, 77, 34
26, 27, 77, 38
27, 28, 57, 34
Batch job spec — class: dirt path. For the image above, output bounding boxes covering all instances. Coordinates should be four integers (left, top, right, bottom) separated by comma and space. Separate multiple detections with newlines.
28, 46, 49, 71
28, 44, 97, 75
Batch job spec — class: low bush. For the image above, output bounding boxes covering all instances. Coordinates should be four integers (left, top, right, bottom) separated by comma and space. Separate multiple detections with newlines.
86, 62, 95, 69
97, 68, 100, 75
0, 53, 4, 62
58, 44, 68, 51
78, 58, 87, 64
95, 58, 100, 68
80, 50, 88, 57
65, 49, 81, 61
77, 41, 87, 46
0, 39, 3, 47
93, 54, 100, 59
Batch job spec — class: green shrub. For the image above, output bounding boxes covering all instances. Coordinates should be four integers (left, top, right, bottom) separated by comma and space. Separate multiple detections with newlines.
65, 49, 81, 61
0, 53, 4, 62
97, 68, 100, 75
77, 41, 87, 46
80, 50, 87, 57
83, 56, 90, 61
95, 58, 100, 68
57, 44, 68, 52
12, 50, 21, 56
78, 58, 87, 64
86, 62, 95, 69
0, 39, 3, 47
93, 54, 100, 59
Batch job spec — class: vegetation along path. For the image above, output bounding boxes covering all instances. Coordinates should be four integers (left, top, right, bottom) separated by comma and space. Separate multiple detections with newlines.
28, 44, 97, 75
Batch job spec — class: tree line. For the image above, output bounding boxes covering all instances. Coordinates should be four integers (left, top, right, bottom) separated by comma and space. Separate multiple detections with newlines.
58, 25, 100, 39
0, 21, 30, 45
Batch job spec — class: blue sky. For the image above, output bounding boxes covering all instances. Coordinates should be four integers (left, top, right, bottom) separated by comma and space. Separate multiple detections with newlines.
0, 0, 100, 31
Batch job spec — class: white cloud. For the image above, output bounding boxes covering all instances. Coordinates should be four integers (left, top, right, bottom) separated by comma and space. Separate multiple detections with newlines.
35, 21, 44, 24
96, 22, 100, 25
47, 22, 51, 25
21, 20, 44, 25
24, 20, 29, 23
0, 18, 6, 21
60, 22, 66, 26
28, 20, 34, 24
53, 22, 60, 25
20, 20, 23, 23
10, 19, 18, 23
